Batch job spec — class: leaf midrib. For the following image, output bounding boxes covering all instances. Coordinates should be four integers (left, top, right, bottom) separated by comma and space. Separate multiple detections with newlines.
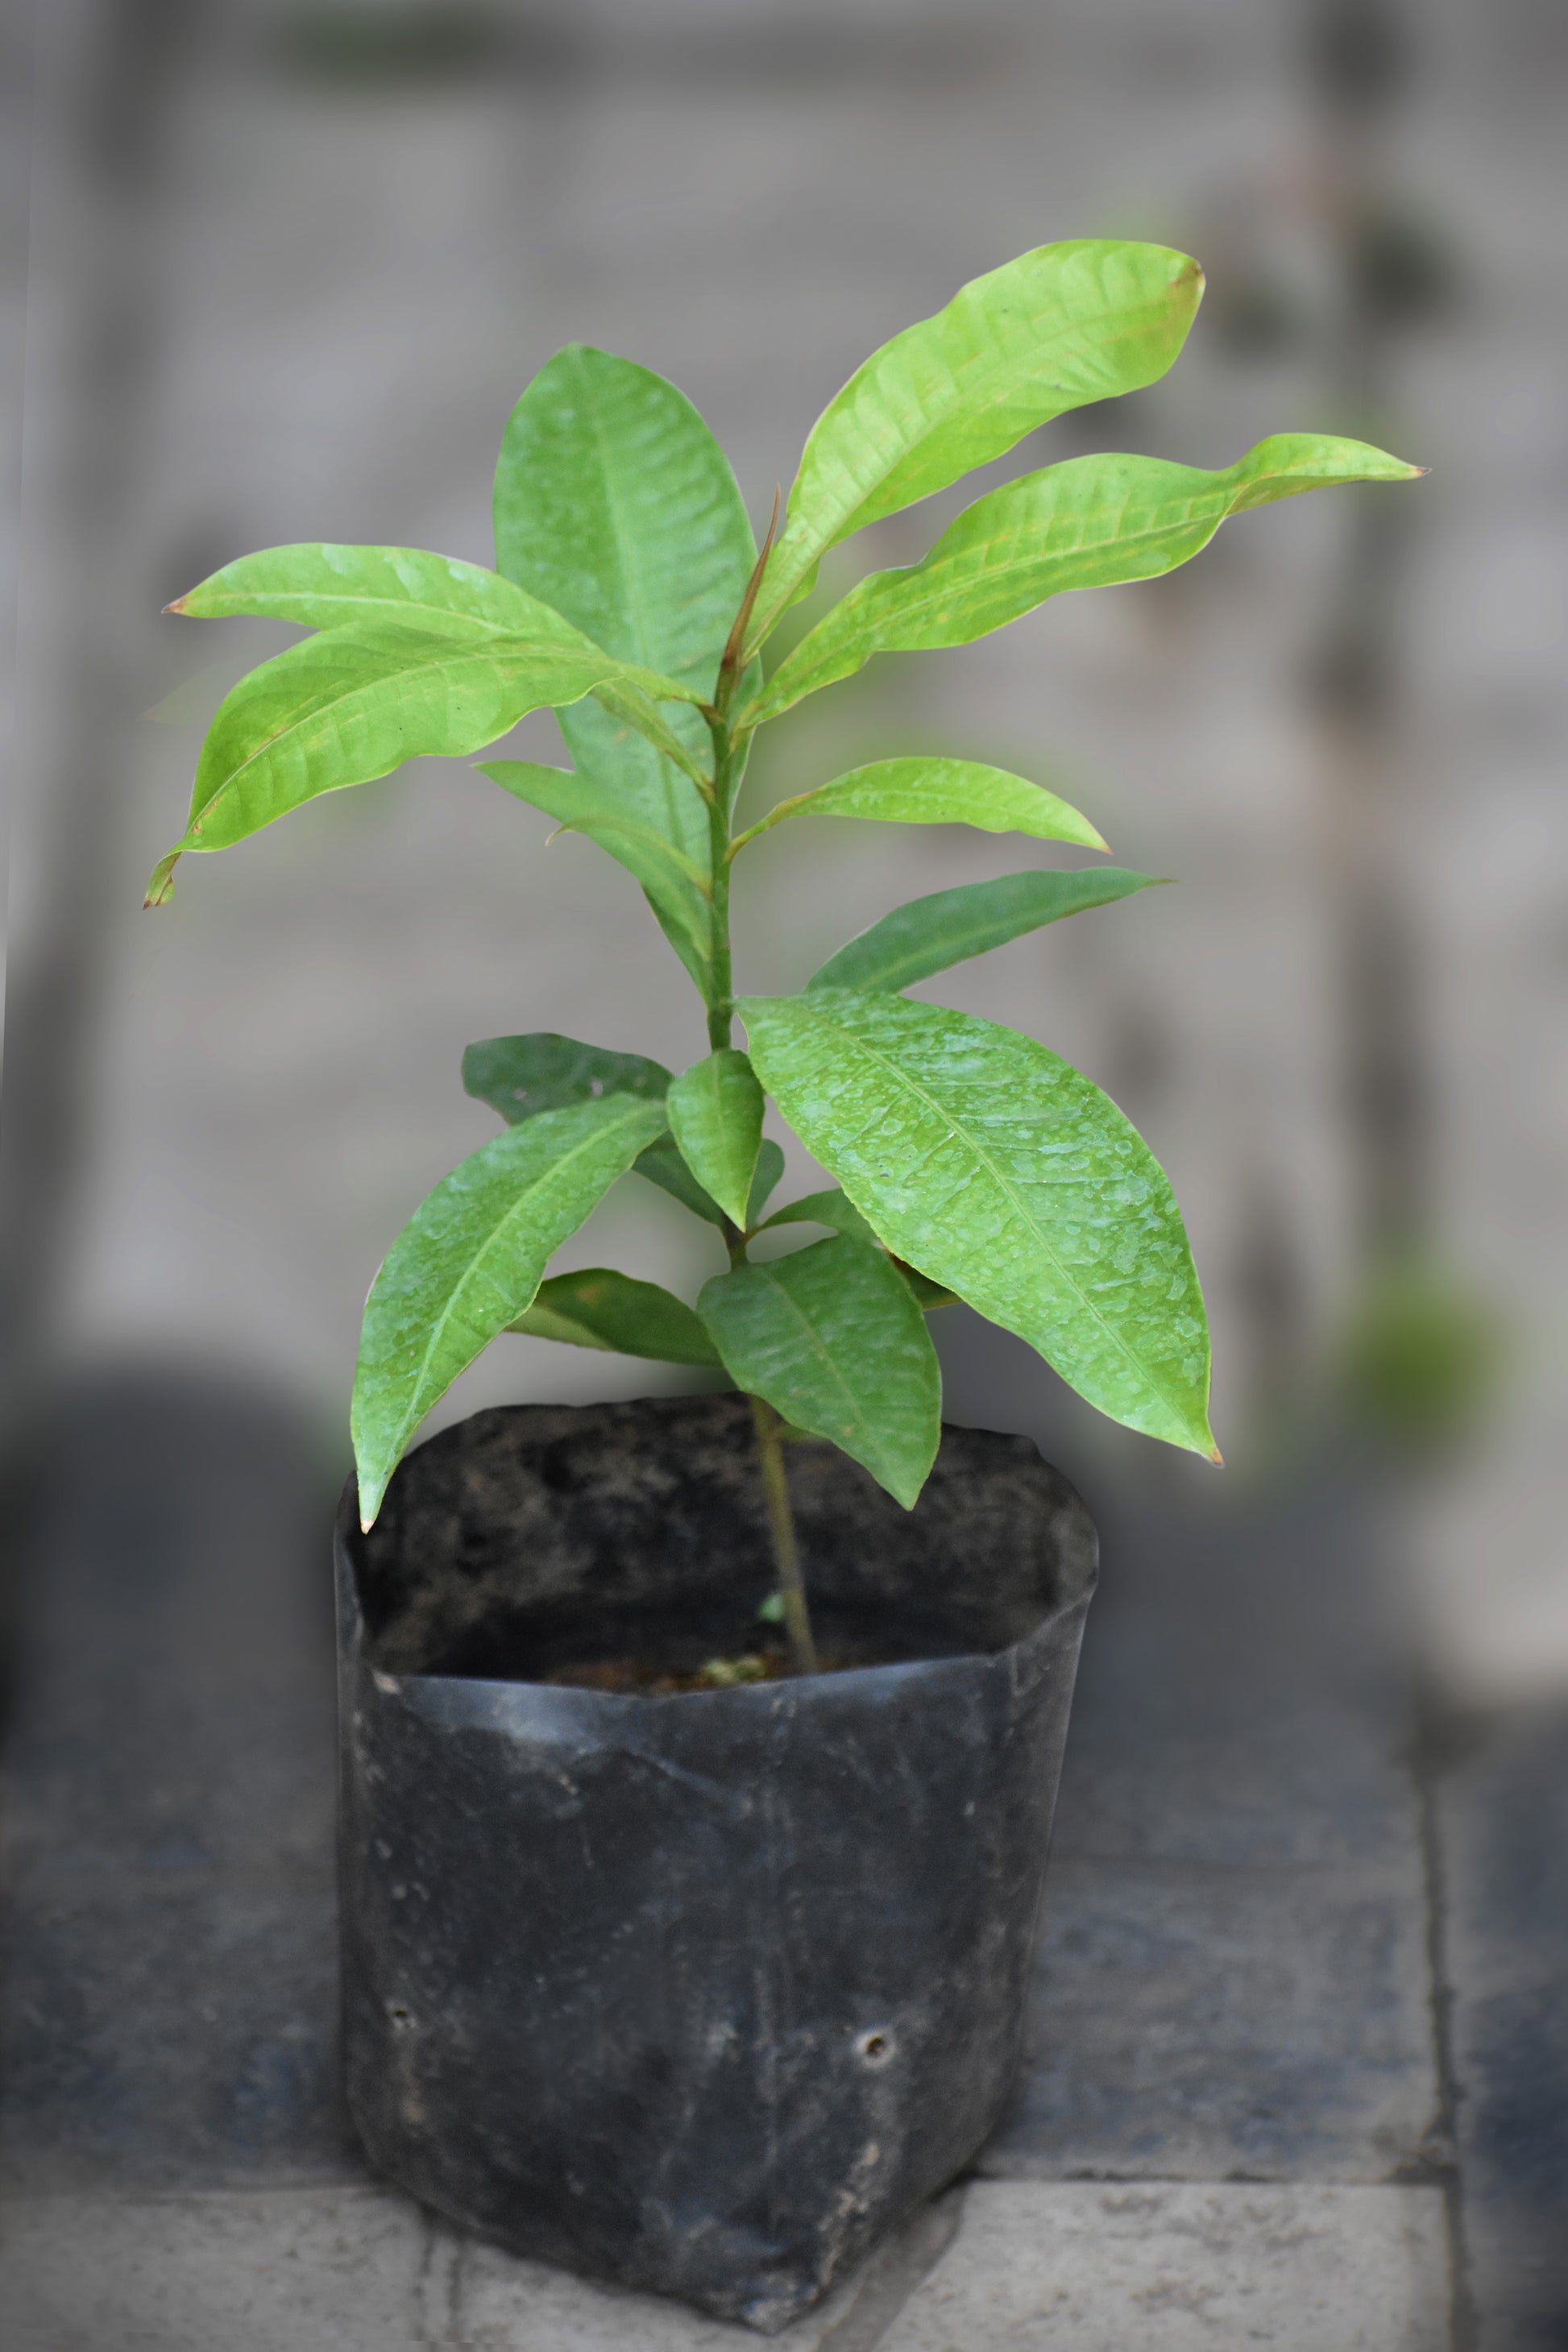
747, 1259, 900, 1462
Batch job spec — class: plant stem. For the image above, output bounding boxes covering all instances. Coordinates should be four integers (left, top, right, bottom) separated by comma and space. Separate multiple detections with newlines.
749, 1394, 819, 1676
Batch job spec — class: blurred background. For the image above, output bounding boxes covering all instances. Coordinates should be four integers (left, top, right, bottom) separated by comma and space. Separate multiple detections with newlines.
3, 0, 1566, 2343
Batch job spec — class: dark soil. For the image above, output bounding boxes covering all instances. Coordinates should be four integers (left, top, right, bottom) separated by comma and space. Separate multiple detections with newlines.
543, 1648, 854, 1695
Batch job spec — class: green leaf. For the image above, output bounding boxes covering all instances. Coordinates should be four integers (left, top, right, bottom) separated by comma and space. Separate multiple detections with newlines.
761, 1188, 957, 1310
698, 1236, 940, 1508
745, 434, 1424, 724
462, 1032, 671, 1126
507, 1266, 721, 1366
730, 757, 1105, 858
352, 1093, 668, 1526
493, 344, 759, 873
666, 1048, 765, 1227
761, 1186, 880, 1244
169, 541, 706, 776
479, 759, 713, 986
739, 988, 1216, 1458
633, 1138, 726, 1225
746, 1140, 786, 1224
746, 239, 1205, 647
146, 622, 626, 905
633, 1135, 786, 1230
807, 867, 1164, 993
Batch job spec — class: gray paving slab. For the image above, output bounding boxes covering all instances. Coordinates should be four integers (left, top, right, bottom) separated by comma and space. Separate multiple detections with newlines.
985, 1854, 1437, 2182
876, 2180, 1450, 2352
978, 1453, 1441, 2180
1438, 1704, 1568, 2351
0, 1373, 355, 2190
0, 2183, 953, 2352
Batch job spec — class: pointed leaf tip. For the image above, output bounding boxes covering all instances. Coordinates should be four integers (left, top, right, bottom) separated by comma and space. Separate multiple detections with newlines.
1208, 1443, 1224, 1466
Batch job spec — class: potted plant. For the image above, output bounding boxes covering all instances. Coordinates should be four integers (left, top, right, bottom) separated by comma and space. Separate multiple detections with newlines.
149, 239, 1420, 2329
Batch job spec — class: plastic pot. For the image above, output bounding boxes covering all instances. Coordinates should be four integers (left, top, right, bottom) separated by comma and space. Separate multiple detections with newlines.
336, 1392, 1096, 2332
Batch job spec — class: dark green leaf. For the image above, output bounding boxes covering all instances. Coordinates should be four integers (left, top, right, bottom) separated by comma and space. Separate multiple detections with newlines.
740, 988, 1216, 1458
352, 1094, 669, 1525
507, 1267, 720, 1365
146, 622, 624, 906
479, 759, 714, 987
731, 757, 1105, 857
666, 1048, 765, 1227
698, 1236, 940, 1508
745, 434, 1423, 724
746, 1140, 786, 1225
746, 239, 1205, 647
807, 867, 1164, 993
462, 1033, 671, 1126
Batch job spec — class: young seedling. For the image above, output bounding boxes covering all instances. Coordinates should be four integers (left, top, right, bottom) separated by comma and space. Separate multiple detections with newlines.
149, 240, 1421, 1674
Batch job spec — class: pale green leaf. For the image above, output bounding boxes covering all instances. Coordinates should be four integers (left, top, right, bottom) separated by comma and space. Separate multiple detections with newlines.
745, 434, 1424, 724
169, 543, 706, 779
740, 988, 1216, 1458
730, 757, 1105, 858
808, 867, 1163, 993
494, 344, 758, 868
352, 1094, 668, 1526
666, 1048, 765, 1227
462, 1032, 671, 1126
146, 622, 624, 905
479, 759, 713, 987
746, 239, 1205, 647
507, 1267, 720, 1365
698, 1236, 940, 1507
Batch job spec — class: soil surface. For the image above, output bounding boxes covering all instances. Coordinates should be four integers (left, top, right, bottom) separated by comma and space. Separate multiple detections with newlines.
543, 1649, 852, 1695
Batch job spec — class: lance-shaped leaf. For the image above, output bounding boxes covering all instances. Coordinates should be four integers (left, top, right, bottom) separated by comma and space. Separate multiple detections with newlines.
170, 541, 708, 784
761, 1188, 958, 1310
740, 988, 1216, 1458
494, 344, 758, 863
479, 759, 713, 987
731, 757, 1105, 857
745, 239, 1204, 649
352, 1093, 668, 1526
745, 434, 1424, 724
507, 1267, 720, 1365
635, 1135, 786, 1228
808, 867, 1163, 993
463, 1032, 671, 1126
665, 1048, 765, 1228
699, 1236, 940, 1508
146, 622, 628, 905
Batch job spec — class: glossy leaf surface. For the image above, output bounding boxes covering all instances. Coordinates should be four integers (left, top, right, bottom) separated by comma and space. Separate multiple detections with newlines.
494, 345, 757, 871
748, 239, 1204, 645
353, 1094, 667, 1526
748, 434, 1422, 724
732, 757, 1105, 857
666, 1048, 765, 1228
462, 1032, 671, 1126
147, 624, 623, 905
508, 1267, 720, 1365
740, 988, 1215, 1456
746, 1141, 786, 1224
698, 1236, 940, 1507
479, 760, 713, 986
808, 866, 1162, 993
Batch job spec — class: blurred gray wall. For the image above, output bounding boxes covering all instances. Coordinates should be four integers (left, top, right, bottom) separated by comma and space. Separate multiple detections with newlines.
7, 0, 1566, 1699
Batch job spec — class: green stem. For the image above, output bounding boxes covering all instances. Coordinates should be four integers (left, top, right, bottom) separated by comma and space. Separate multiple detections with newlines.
749, 1395, 819, 1677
